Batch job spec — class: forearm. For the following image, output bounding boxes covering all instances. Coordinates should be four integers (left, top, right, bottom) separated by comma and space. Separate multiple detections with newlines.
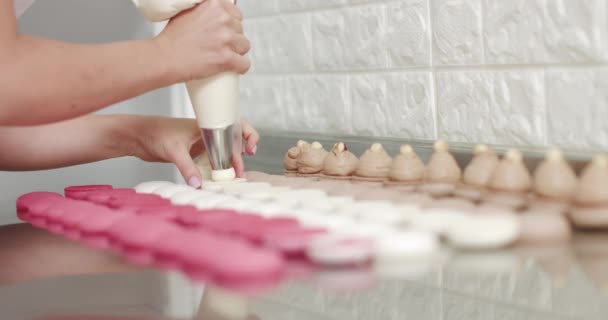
0, 114, 139, 171
0, 35, 178, 126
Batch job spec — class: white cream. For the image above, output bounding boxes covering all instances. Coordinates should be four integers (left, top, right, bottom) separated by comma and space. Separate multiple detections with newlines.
134, 181, 175, 194
153, 184, 193, 199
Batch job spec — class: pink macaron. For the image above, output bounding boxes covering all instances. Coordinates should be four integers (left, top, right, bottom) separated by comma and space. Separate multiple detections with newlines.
135, 206, 180, 221
107, 193, 171, 209
262, 227, 327, 256
152, 229, 219, 271
108, 216, 182, 266
176, 236, 285, 290
25, 197, 68, 227
84, 188, 136, 206
77, 209, 135, 249
64, 185, 113, 200
56, 201, 106, 240
176, 209, 239, 228
238, 217, 301, 243
16, 191, 63, 221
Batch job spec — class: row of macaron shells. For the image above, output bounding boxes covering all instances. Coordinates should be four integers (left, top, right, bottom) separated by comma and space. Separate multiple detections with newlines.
285, 140, 608, 229
18, 183, 441, 273
16, 185, 292, 292
242, 172, 568, 249
178, 174, 558, 255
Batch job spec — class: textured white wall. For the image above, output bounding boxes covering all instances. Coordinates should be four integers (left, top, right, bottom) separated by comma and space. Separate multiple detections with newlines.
238, 0, 608, 151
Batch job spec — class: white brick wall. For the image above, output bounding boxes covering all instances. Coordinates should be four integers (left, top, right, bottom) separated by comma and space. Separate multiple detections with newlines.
238, 0, 608, 150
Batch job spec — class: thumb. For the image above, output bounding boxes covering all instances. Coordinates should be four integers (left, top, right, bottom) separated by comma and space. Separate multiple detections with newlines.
170, 145, 202, 189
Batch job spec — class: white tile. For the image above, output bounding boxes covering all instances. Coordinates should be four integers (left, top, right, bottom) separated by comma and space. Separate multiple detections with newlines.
343, 5, 387, 69
312, 10, 347, 70
546, 67, 608, 148
436, 70, 546, 146
282, 75, 352, 134
274, 14, 314, 71
246, 15, 313, 72
350, 73, 389, 137
239, 75, 287, 130
386, 0, 431, 67
484, 0, 606, 64
350, 72, 434, 139
244, 19, 274, 73
278, 0, 346, 12
385, 72, 436, 140
432, 0, 483, 65
239, 0, 277, 17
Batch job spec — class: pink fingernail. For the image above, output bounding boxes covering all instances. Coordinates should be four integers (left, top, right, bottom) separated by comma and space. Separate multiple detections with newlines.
188, 176, 201, 189
252, 145, 257, 155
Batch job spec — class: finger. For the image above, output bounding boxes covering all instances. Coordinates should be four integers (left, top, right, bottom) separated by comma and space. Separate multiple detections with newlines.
189, 138, 205, 158
220, 0, 243, 20
231, 34, 250, 55
170, 144, 203, 189
241, 120, 260, 156
232, 152, 245, 178
226, 53, 250, 74
228, 18, 244, 34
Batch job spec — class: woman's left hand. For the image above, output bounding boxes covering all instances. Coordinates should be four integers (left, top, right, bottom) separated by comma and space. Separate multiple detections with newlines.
131, 116, 259, 188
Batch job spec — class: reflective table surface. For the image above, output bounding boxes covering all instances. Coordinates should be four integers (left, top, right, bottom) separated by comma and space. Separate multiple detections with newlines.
2, 223, 608, 320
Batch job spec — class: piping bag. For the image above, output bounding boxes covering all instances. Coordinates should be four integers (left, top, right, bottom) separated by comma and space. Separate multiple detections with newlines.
132, 0, 242, 182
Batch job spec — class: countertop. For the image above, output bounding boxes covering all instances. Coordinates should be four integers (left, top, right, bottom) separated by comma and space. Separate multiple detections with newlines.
2, 223, 608, 320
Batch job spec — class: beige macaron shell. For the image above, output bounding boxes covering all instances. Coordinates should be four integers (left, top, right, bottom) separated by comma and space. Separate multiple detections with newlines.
574, 156, 608, 206
355, 144, 392, 179
389, 146, 425, 182
488, 151, 531, 193
297, 143, 328, 174
533, 150, 578, 200
463, 148, 499, 187
323, 143, 359, 177
425, 142, 461, 183
517, 211, 572, 245
284, 146, 300, 171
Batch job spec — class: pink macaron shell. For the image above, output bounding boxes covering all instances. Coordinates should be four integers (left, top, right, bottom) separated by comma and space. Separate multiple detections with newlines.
16, 192, 63, 221
262, 228, 328, 256
84, 189, 136, 205
65, 185, 113, 200
86, 193, 113, 206
175, 236, 237, 283
78, 211, 134, 248
109, 216, 181, 252
21, 196, 66, 225
206, 246, 285, 289
135, 207, 180, 221
208, 214, 266, 236
239, 218, 302, 244
56, 202, 105, 239
153, 230, 218, 271
107, 195, 171, 210
177, 209, 239, 228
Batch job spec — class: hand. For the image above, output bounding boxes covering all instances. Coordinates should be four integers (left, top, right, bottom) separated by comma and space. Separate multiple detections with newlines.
156, 0, 251, 83
132, 116, 259, 188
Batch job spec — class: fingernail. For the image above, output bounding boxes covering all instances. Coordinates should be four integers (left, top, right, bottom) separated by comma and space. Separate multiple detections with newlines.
252, 145, 257, 155
188, 176, 202, 189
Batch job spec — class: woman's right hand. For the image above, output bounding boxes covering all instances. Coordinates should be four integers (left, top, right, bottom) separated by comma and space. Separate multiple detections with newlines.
156, 0, 251, 83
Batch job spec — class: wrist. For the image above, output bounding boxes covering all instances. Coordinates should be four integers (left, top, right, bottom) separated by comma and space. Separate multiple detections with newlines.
148, 36, 184, 85
106, 115, 144, 158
